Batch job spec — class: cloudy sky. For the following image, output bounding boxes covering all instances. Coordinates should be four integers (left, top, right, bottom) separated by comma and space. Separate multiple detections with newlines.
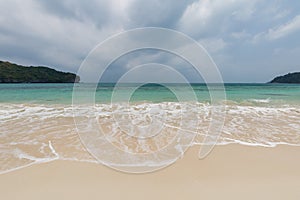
0, 0, 300, 82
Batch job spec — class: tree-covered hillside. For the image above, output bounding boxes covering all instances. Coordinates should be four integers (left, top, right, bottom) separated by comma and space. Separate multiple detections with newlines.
0, 61, 80, 83
270, 72, 300, 84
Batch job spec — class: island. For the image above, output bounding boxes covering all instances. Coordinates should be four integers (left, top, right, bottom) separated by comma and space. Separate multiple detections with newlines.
270, 72, 300, 84
0, 60, 80, 83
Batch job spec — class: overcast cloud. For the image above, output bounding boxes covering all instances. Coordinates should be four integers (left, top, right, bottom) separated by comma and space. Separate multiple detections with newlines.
0, 0, 300, 82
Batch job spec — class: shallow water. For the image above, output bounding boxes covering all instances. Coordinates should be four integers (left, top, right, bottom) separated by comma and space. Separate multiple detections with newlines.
1, 83, 300, 105
0, 83, 299, 174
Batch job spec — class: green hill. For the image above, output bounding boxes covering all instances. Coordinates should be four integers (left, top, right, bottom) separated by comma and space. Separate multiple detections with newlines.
0, 61, 80, 83
270, 72, 300, 84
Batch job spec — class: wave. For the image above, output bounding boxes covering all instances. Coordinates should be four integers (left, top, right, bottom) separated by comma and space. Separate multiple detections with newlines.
1, 102, 299, 174
249, 98, 271, 103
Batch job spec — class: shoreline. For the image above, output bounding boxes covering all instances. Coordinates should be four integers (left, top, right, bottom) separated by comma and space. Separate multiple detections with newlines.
2, 142, 300, 176
0, 141, 300, 176
1, 144, 300, 199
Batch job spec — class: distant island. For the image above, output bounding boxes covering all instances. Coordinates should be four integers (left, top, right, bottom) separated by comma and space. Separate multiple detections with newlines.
270, 72, 300, 84
0, 60, 80, 83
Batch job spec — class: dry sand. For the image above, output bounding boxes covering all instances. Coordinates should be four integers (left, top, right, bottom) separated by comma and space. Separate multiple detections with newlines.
1, 145, 300, 200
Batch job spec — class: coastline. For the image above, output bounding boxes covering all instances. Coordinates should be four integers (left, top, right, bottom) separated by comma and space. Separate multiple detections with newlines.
1, 145, 300, 200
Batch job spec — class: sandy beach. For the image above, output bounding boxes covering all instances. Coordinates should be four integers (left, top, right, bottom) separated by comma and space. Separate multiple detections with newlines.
1, 145, 300, 200
1, 0, 300, 199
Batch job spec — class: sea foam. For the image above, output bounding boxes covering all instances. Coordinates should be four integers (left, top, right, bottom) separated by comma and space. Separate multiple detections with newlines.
1, 102, 299, 174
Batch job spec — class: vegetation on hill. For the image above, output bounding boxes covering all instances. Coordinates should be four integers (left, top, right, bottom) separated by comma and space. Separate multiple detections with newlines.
270, 72, 300, 84
0, 61, 80, 83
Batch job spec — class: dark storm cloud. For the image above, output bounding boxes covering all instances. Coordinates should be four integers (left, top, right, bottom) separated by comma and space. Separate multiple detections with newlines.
0, 0, 300, 82
127, 0, 196, 28
37, 0, 111, 28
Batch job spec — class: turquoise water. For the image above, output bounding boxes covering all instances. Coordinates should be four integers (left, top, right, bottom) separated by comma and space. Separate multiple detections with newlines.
1, 83, 300, 174
0, 83, 299, 105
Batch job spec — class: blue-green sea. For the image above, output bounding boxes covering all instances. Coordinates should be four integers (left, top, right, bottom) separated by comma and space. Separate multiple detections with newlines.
0, 83, 299, 105
0, 83, 299, 174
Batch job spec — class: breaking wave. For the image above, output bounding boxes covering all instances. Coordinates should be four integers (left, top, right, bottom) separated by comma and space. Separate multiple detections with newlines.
0, 101, 299, 174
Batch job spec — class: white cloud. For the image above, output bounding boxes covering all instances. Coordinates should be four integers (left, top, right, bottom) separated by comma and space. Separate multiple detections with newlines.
198, 38, 227, 53
0, 0, 126, 71
231, 30, 251, 40
177, 0, 258, 38
273, 9, 290, 21
127, 0, 192, 28
253, 15, 300, 42
1, 0, 300, 82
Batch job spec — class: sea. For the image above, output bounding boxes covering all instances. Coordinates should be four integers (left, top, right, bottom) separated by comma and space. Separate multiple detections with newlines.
1, 83, 300, 173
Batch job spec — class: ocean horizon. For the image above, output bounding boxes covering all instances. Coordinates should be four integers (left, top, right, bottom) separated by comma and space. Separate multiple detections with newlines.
1, 82, 299, 104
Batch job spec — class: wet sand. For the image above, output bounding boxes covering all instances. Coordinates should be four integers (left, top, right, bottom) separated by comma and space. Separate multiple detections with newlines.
1, 145, 300, 200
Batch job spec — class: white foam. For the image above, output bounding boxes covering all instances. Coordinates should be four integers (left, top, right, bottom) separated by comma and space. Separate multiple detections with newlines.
48, 141, 59, 158
1, 102, 300, 175
249, 98, 271, 103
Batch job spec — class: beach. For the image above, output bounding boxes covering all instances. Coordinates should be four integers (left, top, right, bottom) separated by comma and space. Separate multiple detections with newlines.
1, 1, 300, 199
1, 145, 300, 200
1, 83, 300, 199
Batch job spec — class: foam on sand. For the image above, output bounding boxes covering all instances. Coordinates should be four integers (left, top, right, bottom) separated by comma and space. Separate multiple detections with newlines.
1, 102, 299, 174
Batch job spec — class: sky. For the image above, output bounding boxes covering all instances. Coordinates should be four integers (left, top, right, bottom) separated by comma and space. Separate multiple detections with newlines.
0, 0, 300, 83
